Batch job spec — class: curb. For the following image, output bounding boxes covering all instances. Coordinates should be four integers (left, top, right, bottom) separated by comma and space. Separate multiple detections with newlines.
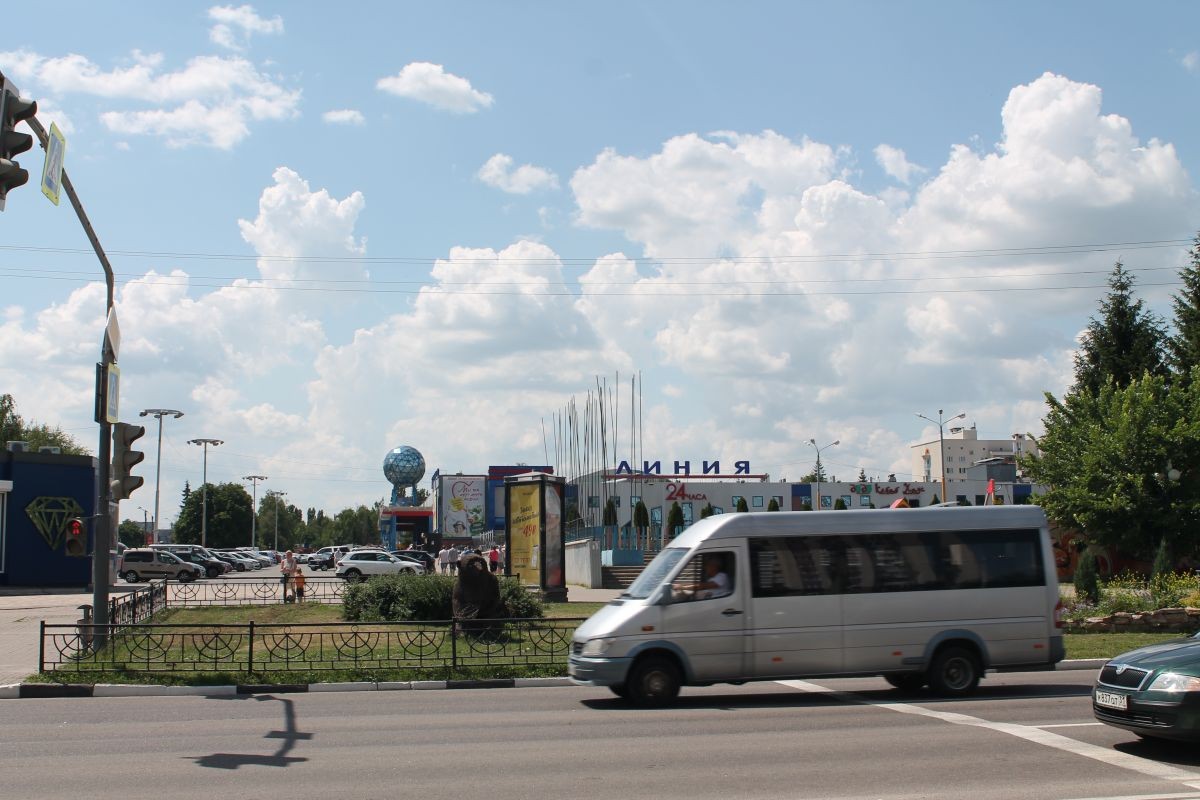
0, 677, 575, 699
1056, 659, 1105, 671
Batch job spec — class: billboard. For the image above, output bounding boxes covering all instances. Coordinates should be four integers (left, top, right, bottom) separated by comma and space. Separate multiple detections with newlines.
508, 483, 541, 586
438, 475, 487, 538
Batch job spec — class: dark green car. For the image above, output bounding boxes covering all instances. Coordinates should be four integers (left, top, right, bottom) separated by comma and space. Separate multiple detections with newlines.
1093, 632, 1200, 741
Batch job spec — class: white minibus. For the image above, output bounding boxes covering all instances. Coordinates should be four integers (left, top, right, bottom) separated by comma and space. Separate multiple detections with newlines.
569, 505, 1064, 706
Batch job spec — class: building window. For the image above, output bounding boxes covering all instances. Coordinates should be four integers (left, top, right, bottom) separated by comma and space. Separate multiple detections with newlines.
859, 495, 871, 507
752, 496, 764, 508
732, 495, 743, 509
631, 495, 641, 507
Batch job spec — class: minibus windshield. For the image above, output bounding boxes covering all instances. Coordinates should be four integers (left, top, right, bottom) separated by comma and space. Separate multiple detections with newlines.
623, 548, 687, 599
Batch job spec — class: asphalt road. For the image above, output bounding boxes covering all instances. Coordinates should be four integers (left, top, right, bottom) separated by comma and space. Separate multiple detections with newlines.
5, 672, 1200, 800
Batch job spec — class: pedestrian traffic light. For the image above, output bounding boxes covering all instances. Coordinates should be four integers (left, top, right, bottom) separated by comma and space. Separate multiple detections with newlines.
111, 422, 146, 500
66, 517, 86, 557
0, 73, 37, 211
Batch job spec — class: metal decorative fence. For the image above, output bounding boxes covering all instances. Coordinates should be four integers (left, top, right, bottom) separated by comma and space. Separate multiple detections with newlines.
39, 618, 584, 676
164, 577, 349, 606
108, 581, 168, 627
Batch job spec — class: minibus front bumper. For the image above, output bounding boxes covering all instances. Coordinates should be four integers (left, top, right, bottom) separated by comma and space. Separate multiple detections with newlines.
568, 655, 632, 687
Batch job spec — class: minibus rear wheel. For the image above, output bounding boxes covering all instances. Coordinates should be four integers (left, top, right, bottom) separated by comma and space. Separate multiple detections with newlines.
627, 655, 681, 706
928, 646, 981, 696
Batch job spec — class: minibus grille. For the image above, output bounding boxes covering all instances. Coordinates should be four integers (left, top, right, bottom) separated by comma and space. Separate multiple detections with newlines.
571, 642, 583, 657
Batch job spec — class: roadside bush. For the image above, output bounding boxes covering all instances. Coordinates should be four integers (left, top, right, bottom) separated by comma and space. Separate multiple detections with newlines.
1181, 591, 1200, 609
343, 574, 544, 621
1150, 571, 1200, 608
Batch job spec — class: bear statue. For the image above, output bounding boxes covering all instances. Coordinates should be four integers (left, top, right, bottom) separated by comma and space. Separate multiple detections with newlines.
453, 553, 505, 636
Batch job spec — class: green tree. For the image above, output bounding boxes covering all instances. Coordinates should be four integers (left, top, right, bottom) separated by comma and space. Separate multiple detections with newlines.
1023, 371, 1200, 560
117, 519, 146, 548
174, 482, 254, 549
699, 503, 715, 519
602, 498, 618, 526
1168, 234, 1200, 381
1151, 537, 1172, 579
833, 497, 848, 510
0, 393, 89, 455
1074, 548, 1100, 604
665, 502, 685, 539
767, 498, 780, 511
735, 497, 749, 512
633, 500, 649, 538
1072, 261, 1167, 395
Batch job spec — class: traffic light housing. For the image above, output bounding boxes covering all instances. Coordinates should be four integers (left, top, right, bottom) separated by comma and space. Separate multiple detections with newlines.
65, 517, 86, 557
111, 422, 146, 500
0, 73, 37, 211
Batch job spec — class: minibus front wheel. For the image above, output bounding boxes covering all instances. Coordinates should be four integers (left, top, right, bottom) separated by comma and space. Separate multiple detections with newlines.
627, 655, 681, 707
928, 645, 981, 696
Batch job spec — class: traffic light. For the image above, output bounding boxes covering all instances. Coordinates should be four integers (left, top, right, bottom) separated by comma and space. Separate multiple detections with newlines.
65, 517, 86, 557
0, 73, 37, 211
111, 422, 146, 500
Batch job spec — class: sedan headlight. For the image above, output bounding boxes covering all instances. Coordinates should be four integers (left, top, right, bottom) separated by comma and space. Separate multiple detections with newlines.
1148, 672, 1200, 693
580, 639, 610, 657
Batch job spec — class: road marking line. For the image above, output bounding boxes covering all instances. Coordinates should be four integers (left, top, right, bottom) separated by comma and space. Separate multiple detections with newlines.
777, 680, 1200, 791
1059, 794, 1200, 800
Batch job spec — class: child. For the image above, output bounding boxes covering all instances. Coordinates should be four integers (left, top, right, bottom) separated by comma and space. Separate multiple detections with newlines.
293, 570, 306, 602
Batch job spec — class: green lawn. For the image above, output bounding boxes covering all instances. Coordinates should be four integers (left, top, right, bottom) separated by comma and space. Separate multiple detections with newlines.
1063, 632, 1185, 660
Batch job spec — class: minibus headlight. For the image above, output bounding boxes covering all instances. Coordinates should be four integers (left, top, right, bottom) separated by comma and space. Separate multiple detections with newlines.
1148, 672, 1200, 693
580, 639, 610, 657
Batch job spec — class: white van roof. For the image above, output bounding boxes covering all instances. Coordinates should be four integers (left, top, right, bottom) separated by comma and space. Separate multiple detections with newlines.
665, 506, 1048, 550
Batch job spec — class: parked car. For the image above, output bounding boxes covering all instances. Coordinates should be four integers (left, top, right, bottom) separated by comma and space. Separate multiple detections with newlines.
336, 550, 424, 581
217, 549, 263, 570
236, 548, 274, 567
1093, 632, 1200, 741
150, 544, 227, 578
120, 549, 202, 583
391, 550, 436, 573
311, 545, 350, 571
212, 551, 247, 572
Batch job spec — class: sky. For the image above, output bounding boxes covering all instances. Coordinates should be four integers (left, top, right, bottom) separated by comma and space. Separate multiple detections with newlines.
2, 2, 1199, 526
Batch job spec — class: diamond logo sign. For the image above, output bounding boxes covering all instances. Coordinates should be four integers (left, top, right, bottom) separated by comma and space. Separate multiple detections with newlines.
26, 496, 85, 551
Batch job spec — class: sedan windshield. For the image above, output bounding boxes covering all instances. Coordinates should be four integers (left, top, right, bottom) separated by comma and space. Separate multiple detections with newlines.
624, 548, 688, 599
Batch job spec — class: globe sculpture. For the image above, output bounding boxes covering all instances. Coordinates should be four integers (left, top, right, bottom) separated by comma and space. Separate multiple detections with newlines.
383, 445, 426, 506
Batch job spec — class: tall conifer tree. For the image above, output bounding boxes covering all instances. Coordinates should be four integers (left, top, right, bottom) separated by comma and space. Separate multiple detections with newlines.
1168, 234, 1200, 382
1072, 261, 1167, 394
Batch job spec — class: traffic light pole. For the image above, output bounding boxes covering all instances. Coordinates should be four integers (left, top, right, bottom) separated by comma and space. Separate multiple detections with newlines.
25, 114, 117, 647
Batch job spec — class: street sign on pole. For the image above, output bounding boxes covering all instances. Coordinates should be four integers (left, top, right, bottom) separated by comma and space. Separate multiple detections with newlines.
40, 122, 65, 206
105, 363, 120, 424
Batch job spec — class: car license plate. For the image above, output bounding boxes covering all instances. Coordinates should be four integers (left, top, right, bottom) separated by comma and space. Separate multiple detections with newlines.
1095, 690, 1128, 710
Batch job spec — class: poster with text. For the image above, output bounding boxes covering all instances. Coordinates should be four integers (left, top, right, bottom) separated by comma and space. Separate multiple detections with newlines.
443, 476, 487, 538
543, 482, 564, 589
508, 483, 541, 586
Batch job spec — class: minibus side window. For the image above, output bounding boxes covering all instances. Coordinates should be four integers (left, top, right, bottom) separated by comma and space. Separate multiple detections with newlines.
750, 537, 836, 597
671, 552, 735, 602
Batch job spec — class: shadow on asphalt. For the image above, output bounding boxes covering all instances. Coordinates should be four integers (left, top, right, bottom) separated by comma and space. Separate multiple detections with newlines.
1114, 737, 1200, 767
580, 680, 1095, 711
191, 694, 312, 769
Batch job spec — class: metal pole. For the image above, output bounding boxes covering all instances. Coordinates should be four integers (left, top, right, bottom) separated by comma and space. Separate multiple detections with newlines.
808, 439, 839, 509
140, 409, 183, 546
244, 475, 267, 548
273, 491, 287, 552
917, 409, 965, 505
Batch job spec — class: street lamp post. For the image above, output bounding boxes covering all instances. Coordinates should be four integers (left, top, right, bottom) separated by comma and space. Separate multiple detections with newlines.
808, 439, 839, 509
137, 506, 149, 544
139, 408, 184, 545
187, 438, 224, 547
244, 475, 268, 549
273, 490, 288, 552
916, 409, 966, 505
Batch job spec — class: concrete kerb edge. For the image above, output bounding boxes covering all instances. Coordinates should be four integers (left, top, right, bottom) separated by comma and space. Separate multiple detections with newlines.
1056, 659, 1105, 671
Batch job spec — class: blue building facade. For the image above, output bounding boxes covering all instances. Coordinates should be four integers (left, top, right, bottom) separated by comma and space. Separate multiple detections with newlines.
0, 449, 98, 586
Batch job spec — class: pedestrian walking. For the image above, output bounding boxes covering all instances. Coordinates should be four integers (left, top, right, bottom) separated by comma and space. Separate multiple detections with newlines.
448, 545, 461, 575
293, 569, 306, 602
437, 545, 451, 575
488, 545, 499, 573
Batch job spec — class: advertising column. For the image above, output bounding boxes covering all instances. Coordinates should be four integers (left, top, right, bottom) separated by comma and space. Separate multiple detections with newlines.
504, 472, 567, 600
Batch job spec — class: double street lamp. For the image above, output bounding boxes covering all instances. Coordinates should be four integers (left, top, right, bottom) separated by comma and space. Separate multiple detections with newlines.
244, 475, 268, 548
187, 438, 224, 547
808, 438, 839, 509
139, 408, 184, 544
916, 409, 966, 504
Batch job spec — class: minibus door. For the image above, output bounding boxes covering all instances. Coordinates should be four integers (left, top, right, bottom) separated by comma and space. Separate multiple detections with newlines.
660, 547, 747, 682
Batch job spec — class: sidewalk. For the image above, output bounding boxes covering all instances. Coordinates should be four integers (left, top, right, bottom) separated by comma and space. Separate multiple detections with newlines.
0, 589, 100, 684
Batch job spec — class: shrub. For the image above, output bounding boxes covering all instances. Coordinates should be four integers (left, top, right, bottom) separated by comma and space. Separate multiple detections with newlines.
1181, 591, 1200, 609
343, 574, 544, 622
1150, 571, 1200, 609
1074, 549, 1100, 605
1151, 538, 1172, 580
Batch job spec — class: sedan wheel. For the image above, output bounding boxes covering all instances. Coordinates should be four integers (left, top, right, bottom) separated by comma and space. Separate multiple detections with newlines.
122, 570, 139, 583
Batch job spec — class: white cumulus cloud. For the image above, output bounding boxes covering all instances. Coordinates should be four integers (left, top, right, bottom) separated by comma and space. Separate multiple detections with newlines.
1184, 51, 1200, 72
322, 109, 365, 125
477, 153, 559, 194
376, 62, 494, 114
0, 48, 300, 148
874, 143, 925, 184
208, 5, 284, 50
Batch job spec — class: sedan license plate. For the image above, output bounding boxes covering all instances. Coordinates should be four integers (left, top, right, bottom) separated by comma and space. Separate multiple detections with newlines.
1095, 690, 1128, 711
